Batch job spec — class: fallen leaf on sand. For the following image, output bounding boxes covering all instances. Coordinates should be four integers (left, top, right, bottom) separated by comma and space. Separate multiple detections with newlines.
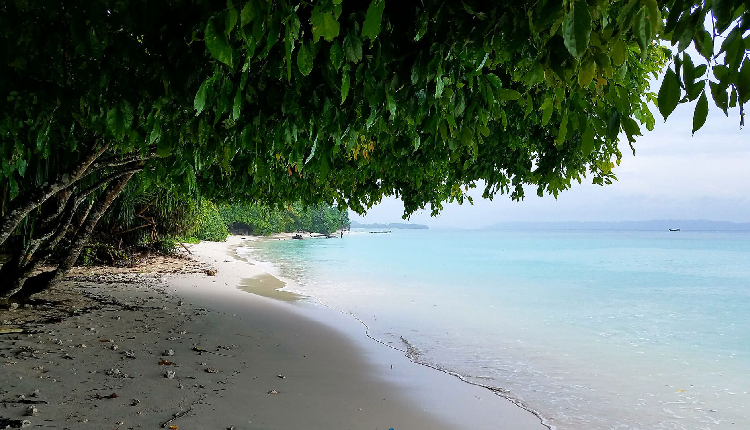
158, 359, 174, 366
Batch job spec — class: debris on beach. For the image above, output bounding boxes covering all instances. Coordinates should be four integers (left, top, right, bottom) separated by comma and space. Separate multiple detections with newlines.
276, 374, 285, 379
165, 370, 176, 379
158, 359, 175, 366
23, 406, 37, 416
163, 349, 175, 356
267, 389, 278, 395
160, 408, 192, 428
105, 368, 128, 378
0, 417, 31, 428
204, 367, 219, 373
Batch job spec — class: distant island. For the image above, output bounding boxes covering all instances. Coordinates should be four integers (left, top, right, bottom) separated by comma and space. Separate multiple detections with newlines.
484, 220, 750, 231
350, 222, 429, 230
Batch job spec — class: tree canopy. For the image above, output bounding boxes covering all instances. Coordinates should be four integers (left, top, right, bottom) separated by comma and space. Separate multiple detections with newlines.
1, 0, 748, 298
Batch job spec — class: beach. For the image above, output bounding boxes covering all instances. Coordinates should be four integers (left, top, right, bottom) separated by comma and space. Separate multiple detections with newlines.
0, 236, 546, 429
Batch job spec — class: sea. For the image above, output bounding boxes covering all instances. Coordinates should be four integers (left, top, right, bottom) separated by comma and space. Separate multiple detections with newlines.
236, 229, 750, 429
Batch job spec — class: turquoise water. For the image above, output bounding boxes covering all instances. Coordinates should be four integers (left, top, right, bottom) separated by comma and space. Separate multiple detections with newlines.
239, 229, 750, 429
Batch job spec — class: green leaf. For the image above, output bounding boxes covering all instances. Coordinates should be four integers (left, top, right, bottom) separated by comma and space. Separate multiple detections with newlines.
657, 68, 680, 121
495, 88, 521, 101
682, 53, 694, 88
297, 42, 314, 76
226, 9, 238, 34
205, 17, 233, 66
414, 12, 428, 41
621, 117, 641, 142
555, 113, 568, 147
107, 107, 124, 139
611, 38, 626, 66
341, 68, 350, 104
289, 13, 301, 40
737, 60, 750, 104
157, 139, 172, 157
562, 0, 592, 58
607, 110, 620, 141
541, 98, 553, 125
438, 121, 448, 141
692, 90, 708, 134
710, 82, 729, 116
330, 42, 344, 70
643, 0, 661, 35
232, 90, 242, 120
240, 0, 257, 26
311, 7, 340, 42
578, 59, 596, 87
693, 29, 713, 61
386, 91, 396, 118
581, 123, 595, 156
633, 6, 652, 57
712, 0, 734, 32
362, 0, 385, 40
484, 73, 502, 89
285, 25, 293, 81
8, 177, 18, 199
719, 27, 739, 54
343, 33, 363, 63
524, 93, 533, 117
149, 121, 162, 145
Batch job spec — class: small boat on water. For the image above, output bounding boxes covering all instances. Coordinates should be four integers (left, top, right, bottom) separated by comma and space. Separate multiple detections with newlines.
669, 228, 680, 232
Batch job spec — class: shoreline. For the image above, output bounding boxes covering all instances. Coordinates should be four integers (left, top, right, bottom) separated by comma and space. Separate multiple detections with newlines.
1, 236, 546, 429
236, 236, 552, 428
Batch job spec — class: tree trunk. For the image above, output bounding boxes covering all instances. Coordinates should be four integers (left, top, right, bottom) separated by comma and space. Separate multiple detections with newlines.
0, 143, 108, 247
47, 172, 135, 288
1, 172, 135, 302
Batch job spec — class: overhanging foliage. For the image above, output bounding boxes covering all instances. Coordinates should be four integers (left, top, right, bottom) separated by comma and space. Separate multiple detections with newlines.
0, 0, 747, 298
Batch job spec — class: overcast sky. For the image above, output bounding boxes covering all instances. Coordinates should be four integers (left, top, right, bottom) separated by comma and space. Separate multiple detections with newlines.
351, 84, 749, 228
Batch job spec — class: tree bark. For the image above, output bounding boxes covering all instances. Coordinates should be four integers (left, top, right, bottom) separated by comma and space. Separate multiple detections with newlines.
1, 171, 135, 301
0, 143, 108, 247
48, 172, 135, 287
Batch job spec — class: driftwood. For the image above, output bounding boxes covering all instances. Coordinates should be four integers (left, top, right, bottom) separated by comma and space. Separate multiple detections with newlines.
160, 407, 192, 428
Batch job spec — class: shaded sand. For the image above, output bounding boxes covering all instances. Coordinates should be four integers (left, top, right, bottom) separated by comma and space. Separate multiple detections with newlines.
0, 237, 547, 429
238, 274, 302, 302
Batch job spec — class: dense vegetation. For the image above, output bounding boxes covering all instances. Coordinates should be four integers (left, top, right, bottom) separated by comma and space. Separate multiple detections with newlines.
1, 0, 747, 300
219, 202, 349, 237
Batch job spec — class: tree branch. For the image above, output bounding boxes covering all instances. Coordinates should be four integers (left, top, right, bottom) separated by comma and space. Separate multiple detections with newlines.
0, 143, 109, 247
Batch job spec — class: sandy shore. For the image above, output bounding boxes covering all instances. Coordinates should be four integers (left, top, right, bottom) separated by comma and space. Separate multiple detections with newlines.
0, 236, 546, 429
